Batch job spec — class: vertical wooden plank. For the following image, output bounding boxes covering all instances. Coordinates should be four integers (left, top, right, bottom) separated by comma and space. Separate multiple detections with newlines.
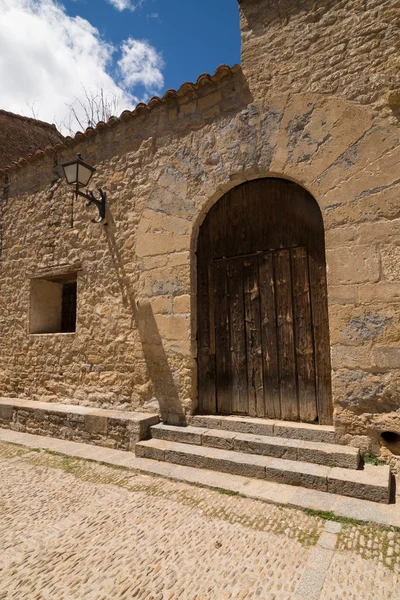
197, 221, 216, 414
226, 187, 246, 258
274, 249, 298, 421
309, 252, 333, 425
259, 253, 281, 419
213, 260, 232, 415
209, 191, 228, 260
243, 257, 264, 417
291, 247, 318, 423
227, 259, 248, 414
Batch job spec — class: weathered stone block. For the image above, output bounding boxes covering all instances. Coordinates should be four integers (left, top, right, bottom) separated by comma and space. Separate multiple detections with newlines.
166, 447, 209, 469
219, 416, 276, 437
241, 0, 398, 123
136, 233, 190, 258
326, 246, 380, 285
381, 245, 400, 283
204, 448, 267, 479
264, 458, 329, 491
202, 429, 237, 450
327, 465, 391, 503
325, 226, 356, 248
357, 283, 400, 306
329, 307, 394, 346
151, 424, 204, 445
32, 409, 46, 422
0, 405, 13, 421
356, 220, 400, 246
84, 415, 108, 435
198, 91, 221, 111
173, 295, 191, 314
324, 183, 400, 230
233, 433, 298, 460
144, 265, 189, 298
331, 345, 372, 370
180, 101, 197, 116
322, 149, 400, 207
135, 441, 166, 461
150, 296, 173, 315
189, 416, 222, 429
273, 422, 335, 444
296, 442, 360, 470
328, 286, 357, 306
154, 315, 190, 341
373, 347, 400, 371
331, 369, 387, 414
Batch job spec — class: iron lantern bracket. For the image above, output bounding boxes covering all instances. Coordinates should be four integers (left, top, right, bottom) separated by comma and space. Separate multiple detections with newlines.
76, 186, 106, 224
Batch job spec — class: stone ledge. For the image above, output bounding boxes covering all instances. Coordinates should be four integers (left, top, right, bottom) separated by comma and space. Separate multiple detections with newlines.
0, 397, 159, 451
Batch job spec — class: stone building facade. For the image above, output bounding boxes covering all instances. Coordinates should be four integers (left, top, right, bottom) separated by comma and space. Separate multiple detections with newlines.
0, 110, 64, 170
0, 0, 399, 468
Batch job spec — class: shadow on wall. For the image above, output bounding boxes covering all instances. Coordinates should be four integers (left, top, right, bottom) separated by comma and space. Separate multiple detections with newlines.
104, 209, 184, 424
387, 91, 400, 123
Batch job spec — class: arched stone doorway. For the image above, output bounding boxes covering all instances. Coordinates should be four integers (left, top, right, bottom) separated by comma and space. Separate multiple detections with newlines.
197, 178, 333, 425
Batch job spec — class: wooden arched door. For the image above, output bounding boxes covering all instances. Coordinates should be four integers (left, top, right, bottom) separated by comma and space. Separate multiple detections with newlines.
197, 178, 333, 425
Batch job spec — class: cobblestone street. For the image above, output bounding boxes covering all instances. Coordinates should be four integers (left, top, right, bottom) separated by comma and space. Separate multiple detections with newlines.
1, 441, 399, 600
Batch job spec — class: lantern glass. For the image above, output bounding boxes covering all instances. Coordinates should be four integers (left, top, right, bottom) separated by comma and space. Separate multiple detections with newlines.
61, 155, 95, 188
77, 163, 95, 187
62, 163, 78, 184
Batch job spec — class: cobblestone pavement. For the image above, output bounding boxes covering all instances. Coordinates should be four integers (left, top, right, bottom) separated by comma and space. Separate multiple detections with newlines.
0, 442, 399, 600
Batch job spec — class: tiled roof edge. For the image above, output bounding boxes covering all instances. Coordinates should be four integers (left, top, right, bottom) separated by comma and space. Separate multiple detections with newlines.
0, 64, 241, 177
0, 109, 62, 134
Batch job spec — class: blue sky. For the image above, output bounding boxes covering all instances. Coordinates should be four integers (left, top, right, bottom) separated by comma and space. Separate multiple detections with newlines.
0, 0, 241, 132
64, 0, 241, 95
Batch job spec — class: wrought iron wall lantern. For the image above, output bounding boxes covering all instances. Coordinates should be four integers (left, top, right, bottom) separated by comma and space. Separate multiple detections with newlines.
61, 154, 106, 224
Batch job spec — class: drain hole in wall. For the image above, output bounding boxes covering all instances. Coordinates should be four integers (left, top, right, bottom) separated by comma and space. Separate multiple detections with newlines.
381, 431, 400, 444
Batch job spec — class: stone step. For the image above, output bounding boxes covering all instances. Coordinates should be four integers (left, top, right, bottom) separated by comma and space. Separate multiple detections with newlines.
0, 397, 159, 451
135, 439, 391, 504
150, 424, 360, 469
189, 415, 335, 443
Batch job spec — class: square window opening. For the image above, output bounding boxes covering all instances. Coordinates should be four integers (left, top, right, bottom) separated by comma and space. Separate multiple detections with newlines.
30, 273, 77, 334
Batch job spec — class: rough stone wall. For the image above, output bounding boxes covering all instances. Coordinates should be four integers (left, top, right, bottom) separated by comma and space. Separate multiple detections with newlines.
0, 0, 399, 468
1, 83, 399, 464
237, 0, 400, 470
239, 0, 400, 123
0, 68, 250, 424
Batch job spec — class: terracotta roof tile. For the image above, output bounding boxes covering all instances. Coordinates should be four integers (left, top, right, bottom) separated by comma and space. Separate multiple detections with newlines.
0, 63, 241, 176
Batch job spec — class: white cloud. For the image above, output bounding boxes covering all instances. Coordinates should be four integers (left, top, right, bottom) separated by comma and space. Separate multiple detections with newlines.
118, 38, 164, 92
0, 0, 164, 134
107, 0, 136, 11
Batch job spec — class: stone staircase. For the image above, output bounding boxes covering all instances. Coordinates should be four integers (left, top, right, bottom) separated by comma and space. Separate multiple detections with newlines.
136, 415, 392, 504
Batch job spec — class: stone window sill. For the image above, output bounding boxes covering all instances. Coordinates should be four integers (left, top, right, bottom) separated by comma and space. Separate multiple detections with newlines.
29, 332, 76, 337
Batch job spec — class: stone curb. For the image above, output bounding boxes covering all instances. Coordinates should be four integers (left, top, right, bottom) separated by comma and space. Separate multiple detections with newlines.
294, 522, 342, 599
